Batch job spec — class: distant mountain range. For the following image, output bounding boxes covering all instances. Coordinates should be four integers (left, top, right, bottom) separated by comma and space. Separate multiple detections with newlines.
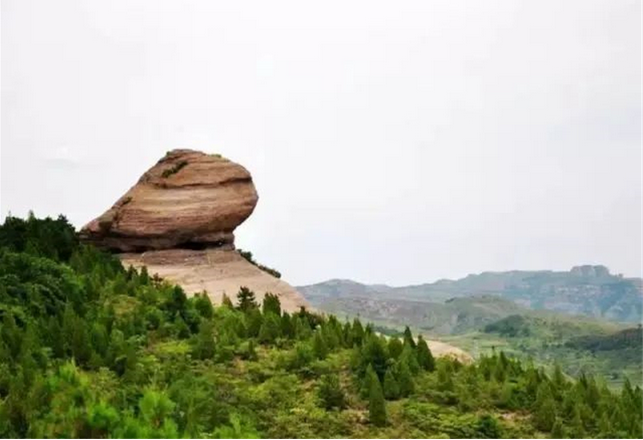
298, 265, 643, 331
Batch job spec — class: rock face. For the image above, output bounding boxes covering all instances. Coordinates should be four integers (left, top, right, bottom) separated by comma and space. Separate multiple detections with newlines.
80, 149, 258, 252
80, 149, 310, 312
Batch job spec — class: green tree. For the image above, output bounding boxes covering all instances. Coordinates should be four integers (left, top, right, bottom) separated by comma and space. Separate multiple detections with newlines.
416, 335, 435, 371
358, 334, 388, 380
361, 364, 378, 398
383, 368, 400, 400
312, 331, 328, 360
192, 320, 216, 360
246, 308, 263, 338
237, 286, 257, 312
387, 337, 403, 359
368, 372, 387, 427
352, 318, 365, 346
399, 344, 421, 375
317, 374, 346, 410
194, 293, 214, 319
403, 326, 416, 349
262, 293, 281, 316
258, 313, 281, 345
397, 360, 415, 397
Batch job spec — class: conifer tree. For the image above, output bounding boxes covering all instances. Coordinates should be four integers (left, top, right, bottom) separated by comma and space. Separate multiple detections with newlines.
312, 330, 328, 360
361, 364, 378, 399
383, 368, 400, 400
368, 373, 387, 427
387, 337, 403, 359
397, 360, 415, 398
191, 320, 216, 360
258, 313, 281, 344
399, 344, 421, 375
416, 335, 435, 371
318, 373, 346, 410
352, 318, 365, 346
237, 287, 258, 312
280, 312, 294, 339
262, 293, 281, 317
403, 326, 416, 349
343, 321, 354, 348
246, 308, 263, 338
193, 293, 214, 319
359, 334, 389, 380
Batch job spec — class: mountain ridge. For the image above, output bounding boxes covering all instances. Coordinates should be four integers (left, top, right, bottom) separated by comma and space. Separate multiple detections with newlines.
298, 265, 642, 323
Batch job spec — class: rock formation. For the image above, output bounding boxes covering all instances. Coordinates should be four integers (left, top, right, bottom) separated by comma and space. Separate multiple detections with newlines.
80, 149, 258, 252
80, 149, 309, 312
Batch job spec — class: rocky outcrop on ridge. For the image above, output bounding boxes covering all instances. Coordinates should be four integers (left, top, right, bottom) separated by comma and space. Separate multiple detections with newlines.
80, 149, 258, 252
80, 149, 309, 312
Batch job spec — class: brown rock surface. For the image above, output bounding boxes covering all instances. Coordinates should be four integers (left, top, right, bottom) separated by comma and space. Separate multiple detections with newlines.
81, 149, 310, 312
80, 149, 258, 252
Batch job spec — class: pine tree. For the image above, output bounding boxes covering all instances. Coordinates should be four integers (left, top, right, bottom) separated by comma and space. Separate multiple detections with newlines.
416, 335, 435, 371
383, 368, 400, 400
399, 344, 421, 375
403, 326, 416, 349
352, 318, 365, 346
361, 364, 378, 399
397, 360, 415, 398
343, 321, 353, 348
191, 320, 216, 360
312, 331, 328, 360
359, 334, 389, 380
237, 287, 258, 312
280, 312, 294, 339
258, 313, 281, 344
262, 293, 281, 317
387, 337, 403, 359
193, 293, 214, 319
246, 308, 263, 337
368, 373, 387, 427
318, 374, 346, 410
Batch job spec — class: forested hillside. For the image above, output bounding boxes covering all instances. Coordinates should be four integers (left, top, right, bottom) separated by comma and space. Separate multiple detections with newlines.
0, 214, 641, 438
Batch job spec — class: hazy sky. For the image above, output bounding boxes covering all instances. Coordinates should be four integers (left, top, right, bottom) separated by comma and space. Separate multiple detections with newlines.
1, 0, 641, 285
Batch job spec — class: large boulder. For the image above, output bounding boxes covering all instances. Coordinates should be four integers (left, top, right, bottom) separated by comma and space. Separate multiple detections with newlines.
80, 149, 258, 252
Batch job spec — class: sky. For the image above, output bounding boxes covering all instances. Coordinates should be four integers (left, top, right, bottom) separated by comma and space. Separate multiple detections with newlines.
1, 0, 641, 286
